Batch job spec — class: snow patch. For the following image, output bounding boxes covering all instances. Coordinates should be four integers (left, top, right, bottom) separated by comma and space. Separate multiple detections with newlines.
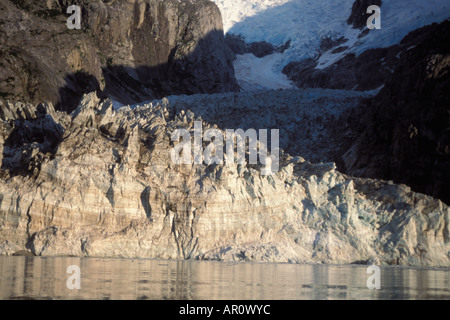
111, 99, 124, 111
234, 53, 294, 91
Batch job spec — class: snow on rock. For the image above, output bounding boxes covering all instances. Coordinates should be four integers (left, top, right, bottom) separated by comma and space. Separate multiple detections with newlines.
317, 0, 450, 69
213, 0, 293, 34
2, 93, 449, 267
214, 0, 450, 71
147, 87, 379, 163
233, 53, 295, 91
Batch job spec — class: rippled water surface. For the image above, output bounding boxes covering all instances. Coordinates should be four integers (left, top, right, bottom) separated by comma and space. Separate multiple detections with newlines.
0, 257, 449, 300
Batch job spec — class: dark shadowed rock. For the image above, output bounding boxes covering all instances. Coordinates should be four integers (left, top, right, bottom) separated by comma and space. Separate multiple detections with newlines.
225, 34, 252, 57
283, 18, 450, 205
282, 0, 389, 91
283, 46, 397, 91
225, 33, 290, 60
319, 36, 348, 53
0, 91, 449, 266
0, 0, 238, 112
12, 250, 35, 257
282, 16, 449, 92
248, 41, 276, 58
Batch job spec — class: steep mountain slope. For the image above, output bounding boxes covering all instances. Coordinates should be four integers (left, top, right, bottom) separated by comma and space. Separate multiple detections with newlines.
0, 93, 449, 266
214, 0, 450, 206
214, 0, 450, 90
0, 0, 238, 112
0, 0, 448, 267
344, 20, 450, 205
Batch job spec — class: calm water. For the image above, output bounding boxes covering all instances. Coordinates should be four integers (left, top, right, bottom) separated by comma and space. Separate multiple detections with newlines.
0, 256, 449, 300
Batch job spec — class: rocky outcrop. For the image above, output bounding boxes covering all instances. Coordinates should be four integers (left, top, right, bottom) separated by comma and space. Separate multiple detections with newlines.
225, 34, 290, 59
343, 20, 450, 206
280, 9, 450, 207
152, 88, 376, 166
281, 0, 381, 90
0, 100, 69, 178
0, 0, 238, 112
347, 0, 382, 29
282, 45, 399, 92
0, 92, 449, 267
282, 0, 388, 91
283, 14, 448, 94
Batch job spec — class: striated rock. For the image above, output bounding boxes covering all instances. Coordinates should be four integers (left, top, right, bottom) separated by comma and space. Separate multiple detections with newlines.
0, 0, 238, 112
0, 92, 449, 267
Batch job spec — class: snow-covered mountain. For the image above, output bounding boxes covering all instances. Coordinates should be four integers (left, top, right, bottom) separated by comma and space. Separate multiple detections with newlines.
213, 0, 293, 34
213, 0, 450, 89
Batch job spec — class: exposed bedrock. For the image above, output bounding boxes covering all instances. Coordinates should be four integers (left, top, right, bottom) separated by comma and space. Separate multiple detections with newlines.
0, 93, 448, 267
0, 0, 238, 112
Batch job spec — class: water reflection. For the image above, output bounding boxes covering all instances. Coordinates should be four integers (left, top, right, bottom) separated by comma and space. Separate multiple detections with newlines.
0, 257, 448, 300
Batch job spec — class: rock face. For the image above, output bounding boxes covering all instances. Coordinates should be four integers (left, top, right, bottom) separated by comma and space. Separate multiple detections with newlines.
344, 21, 450, 206
225, 34, 290, 59
0, 0, 238, 112
0, 92, 449, 267
347, 0, 382, 29
281, 16, 450, 207
283, 10, 432, 92
282, 0, 389, 92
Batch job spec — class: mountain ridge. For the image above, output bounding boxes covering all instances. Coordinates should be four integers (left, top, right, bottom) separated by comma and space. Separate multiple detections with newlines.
0, 0, 238, 112
0, 92, 449, 266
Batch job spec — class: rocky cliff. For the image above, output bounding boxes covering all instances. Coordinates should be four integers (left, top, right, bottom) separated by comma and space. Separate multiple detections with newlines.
0, 0, 449, 267
344, 20, 450, 206
0, 93, 449, 267
280, 2, 450, 207
0, 0, 238, 112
